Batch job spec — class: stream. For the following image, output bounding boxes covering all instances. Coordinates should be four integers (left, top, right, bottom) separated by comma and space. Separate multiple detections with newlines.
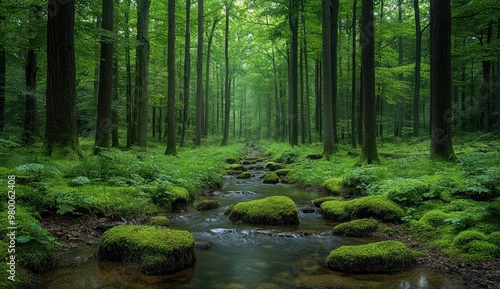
37, 157, 469, 289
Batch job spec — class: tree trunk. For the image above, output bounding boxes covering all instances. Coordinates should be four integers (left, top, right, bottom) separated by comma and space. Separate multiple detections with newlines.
322, 0, 335, 156
272, 48, 280, 141
45, 0, 81, 157
429, 0, 455, 160
396, 0, 403, 138
94, 0, 114, 153
481, 24, 493, 132
413, 0, 421, 137
302, 9, 312, 144
137, 0, 150, 148
300, 44, 305, 144
204, 18, 218, 138
125, 0, 133, 148
331, 0, 339, 143
112, 51, 119, 147
165, 0, 176, 155
289, 0, 299, 146
195, 0, 203, 146
221, 0, 233, 146
351, 0, 357, 148
360, 0, 379, 164
180, 0, 191, 147
23, 49, 38, 146
0, 0, 5, 132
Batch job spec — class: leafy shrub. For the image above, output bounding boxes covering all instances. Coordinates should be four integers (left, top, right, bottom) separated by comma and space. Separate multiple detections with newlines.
144, 185, 176, 210
53, 189, 93, 215
16, 163, 61, 182
377, 178, 430, 207
69, 176, 91, 187
341, 167, 377, 195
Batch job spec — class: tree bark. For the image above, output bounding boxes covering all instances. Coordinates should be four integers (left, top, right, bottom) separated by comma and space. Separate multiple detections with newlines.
23, 49, 38, 146
165, 0, 176, 155
331, 0, 339, 143
351, 0, 357, 148
111, 50, 119, 147
360, 0, 379, 163
481, 24, 493, 132
0, 0, 5, 132
289, 0, 299, 146
302, 8, 312, 144
94, 0, 114, 153
125, 0, 132, 148
204, 18, 219, 138
195, 0, 203, 146
221, 0, 233, 146
322, 0, 335, 156
180, 0, 191, 147
137, 0, 150, 148
45, 0, 81, 157
413, 0, 421, 137
396, 0, 403, 138
429, 0, 455, 160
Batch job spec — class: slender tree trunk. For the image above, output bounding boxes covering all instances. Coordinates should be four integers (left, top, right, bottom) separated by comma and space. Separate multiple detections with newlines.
481, 24, 493, 132
111, 51, 119, 147
180, 0, 191, 147
396, 0, 403, 138
429, 0, 455, 160
137, 0, 150, 148
125, 0, 132, 148
23, 49, 38, 146
360, 0, 379, 163
413, 0, 421, 137
195, 0, 203, 146
289, 0, 299, 146
272, 48, 280, 141
331, 0, 339, 143
302, 10, 312, 144
45, 0, 81, 157
204, 18, 218, 138
351, 0, 357, 148
93, 15, 102, 100
358, 64, 363, 145
165, 0, 176, 155
94, 0, 114, 152
322, 0, 335, 156
221, 0, 233, 146
300, 44, 305, 144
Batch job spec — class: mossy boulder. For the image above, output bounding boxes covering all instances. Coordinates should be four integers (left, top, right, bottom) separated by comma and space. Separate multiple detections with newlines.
196, 199, 220, 210
325, 240, 421, 273
236, 172, 252, 179
452, 230, 487, 250
313, 196, 340, 207
320, 200, 350, 221
149, 216, 170, 227
265, 162, 283, 171
227, 163, 245, 171
347, 196, 404, 222
98, 225, 196, 274
322, 178, 343, 195
332, 218, 380, 237
263, 173, 280, 184
274, 169, 290, 177
227, 196, 299, 225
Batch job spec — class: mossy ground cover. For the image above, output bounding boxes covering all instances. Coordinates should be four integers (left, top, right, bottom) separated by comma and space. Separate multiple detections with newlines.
227, 196, 299, 225
325, 240, 421, 273
263, 134, 500, 263
98, 225, 196, 274
320, 196, 404, 222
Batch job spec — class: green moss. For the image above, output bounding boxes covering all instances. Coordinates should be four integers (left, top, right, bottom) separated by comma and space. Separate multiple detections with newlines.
332, 218, 380, 237
325, 240, 421, 273
320, 200, 350, 222
263, 173, 280, 184
418, 209, 458, 228
98, 225, 196, 274
227, 164, 245, 171
462, 240, 497, 262
274, 169, 290, 177
452, 230, 487, 250
236, 172, 252, 179
227, 196, 299, 225
322, 178, 343, 195
347, 196, 404, 222
169, 185, 192, 203
265, 162, 283, 171
196, 199, 220, 210
313, 197, 341, 207
486, 231, 500, 247
149, 216, 170, 227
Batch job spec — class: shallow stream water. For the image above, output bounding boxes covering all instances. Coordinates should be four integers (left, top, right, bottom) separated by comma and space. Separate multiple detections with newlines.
37, 159, 469, 289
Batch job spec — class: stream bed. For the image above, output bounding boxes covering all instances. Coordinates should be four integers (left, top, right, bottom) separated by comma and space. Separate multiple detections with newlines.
37, 159, 469, 289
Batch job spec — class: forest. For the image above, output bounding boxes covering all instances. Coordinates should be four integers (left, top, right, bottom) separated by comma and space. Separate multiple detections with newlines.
0, 0, 499, 288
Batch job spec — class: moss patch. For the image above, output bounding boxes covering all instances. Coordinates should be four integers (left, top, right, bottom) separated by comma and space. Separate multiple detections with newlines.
274, 169, 290, 177
227, 164, 245, 171
313, 197, 341, 207
332, 218, 380, 237
320, 196, 404, 222
149, 216, 170, 227
98, 225, 196, 274
265, 162, 283, 171
236, 172, 252, 179
325, 240, 421, 273
196, 199, 220, 211
322, 177, 343, 195
227, 196, 299, 225
263, 173, 280, 184
320, 200, 350, 222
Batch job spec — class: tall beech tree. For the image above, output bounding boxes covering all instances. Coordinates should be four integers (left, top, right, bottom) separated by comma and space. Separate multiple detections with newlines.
322, 0, 335, 156
45, 0, 81, 157
360, 0, 379, 164
94, 0, 114, 152
137, 0, 150, 148
413, 0, 421, 137
221, 0, 234, 146
429, 0, 455, 160
165, 0, 176, 155
195, 0, 203, 146
0, 0, 5, 132
180, 0, 191, 147
289, 0, 299, 146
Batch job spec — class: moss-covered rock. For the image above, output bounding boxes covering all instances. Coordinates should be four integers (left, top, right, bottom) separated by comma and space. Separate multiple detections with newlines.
98, 225, 196, 274
325, 240, 421, 273
332, 218, 380, 237
263, 173, 280, 184
265, 162, 283, 171
347, 196, 404, 222
320, 200, 350, 222
227, 196, 299, 225
236, 172, 252, 179
227, 163, 245, 171
452, 230, 487, 250
149, 216, 170, 227
196, 199, 220, 210
313, 196, 341, 207
322, 177, 343, 195
274, 169, 290, 177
